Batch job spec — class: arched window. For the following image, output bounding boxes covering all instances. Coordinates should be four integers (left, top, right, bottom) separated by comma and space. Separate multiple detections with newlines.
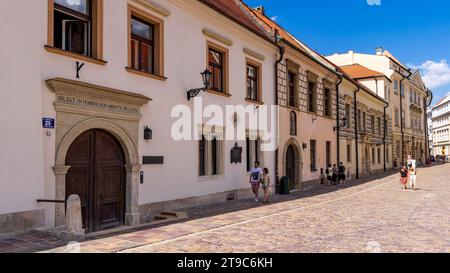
290, 111, 297, 136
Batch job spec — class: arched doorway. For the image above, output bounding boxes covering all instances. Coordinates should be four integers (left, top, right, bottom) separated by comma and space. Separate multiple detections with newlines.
65, 129, 126, 233
285, 144, 298, 190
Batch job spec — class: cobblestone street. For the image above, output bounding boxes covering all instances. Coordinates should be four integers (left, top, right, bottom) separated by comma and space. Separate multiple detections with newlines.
1, 164, 449, 253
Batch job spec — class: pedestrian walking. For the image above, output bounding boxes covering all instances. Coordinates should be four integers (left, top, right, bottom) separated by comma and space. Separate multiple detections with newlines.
400, 165, 408, 189
326, 164, 333, 186
331, 164, 338, 185
338, 162, 346, 185
409, 167, 417, 191
262, 168, 272, 203
249, 161, 263, 202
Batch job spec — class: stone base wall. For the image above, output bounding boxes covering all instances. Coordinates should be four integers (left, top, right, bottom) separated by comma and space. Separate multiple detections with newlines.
138, 189, 254, 222
0, 209, 45, 236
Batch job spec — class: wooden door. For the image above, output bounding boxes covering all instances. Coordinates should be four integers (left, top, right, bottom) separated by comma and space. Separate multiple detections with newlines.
65, 129, 125, 233
286, 145, 297, 190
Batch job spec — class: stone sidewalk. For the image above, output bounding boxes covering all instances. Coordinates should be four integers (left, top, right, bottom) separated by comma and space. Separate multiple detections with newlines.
1, 165, 448, 253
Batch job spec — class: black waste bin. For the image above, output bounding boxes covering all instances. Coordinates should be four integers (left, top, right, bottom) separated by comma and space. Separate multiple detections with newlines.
279, 176, 290, 195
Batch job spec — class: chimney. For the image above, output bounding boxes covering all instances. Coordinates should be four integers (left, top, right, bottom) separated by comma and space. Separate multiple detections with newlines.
376, 47, 384, 56
254, 6, 265, 15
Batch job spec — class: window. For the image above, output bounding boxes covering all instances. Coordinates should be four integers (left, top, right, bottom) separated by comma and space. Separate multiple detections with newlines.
357, 109, 362, 131
395, 108, 399, 126
414, 91, 417, 104
377, 148, 381, 164
345, 104, 351, 128
246, 137, 262, 172
127, 5, 164, 78
199, 135, 206, 176
394, 80, 399, 94
324, 88, 332, 117
347, 144, 352, 163
246, 60, 262, 102
290, 111, 297, 136
372, 147, 376, 164
400, 83, 404, 97
49, 0, 104, 60
378, 117, 382, 135
199, 133, 223, 177
288, 72, 297, 107
410, 88, 414, 103
371, 115, 375, 134
310, 140, 317, 171
362, 112, 367, 132
207, 42, 229, 93
308, 81, 316, 113
209, 48, 224, 92
326, 141, 331, 168
131, 17, 154, 74
402, 110, 405, 127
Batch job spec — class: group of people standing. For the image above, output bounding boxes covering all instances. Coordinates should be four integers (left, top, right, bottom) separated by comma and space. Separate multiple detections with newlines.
249, 161, 272, 203
400, 156, 418, 191
326, 162, 347, 186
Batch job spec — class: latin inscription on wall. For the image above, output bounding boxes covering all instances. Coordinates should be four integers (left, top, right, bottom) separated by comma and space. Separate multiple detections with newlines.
56, 95, 139, 114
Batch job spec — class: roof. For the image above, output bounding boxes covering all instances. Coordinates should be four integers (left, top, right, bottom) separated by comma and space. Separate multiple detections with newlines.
198, 0, 273, 43
240, 3, 338, 73
340, 64, 384, 79
240, 3, 387, 105
381, 50, 408, 69
434, 95, 450, 107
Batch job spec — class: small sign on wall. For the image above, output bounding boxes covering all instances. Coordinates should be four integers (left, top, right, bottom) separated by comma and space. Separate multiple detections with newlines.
42, 118, 55, 129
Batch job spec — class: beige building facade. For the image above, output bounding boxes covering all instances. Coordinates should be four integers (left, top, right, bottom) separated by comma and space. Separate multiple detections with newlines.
327, 50, 429, 166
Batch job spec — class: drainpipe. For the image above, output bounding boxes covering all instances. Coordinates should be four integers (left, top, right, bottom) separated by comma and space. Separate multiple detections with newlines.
399, 70, 412, 165
274, 29, 285, 189
383, 102, 389, 172
353, 86, 361, 179
335, 75, 343, 164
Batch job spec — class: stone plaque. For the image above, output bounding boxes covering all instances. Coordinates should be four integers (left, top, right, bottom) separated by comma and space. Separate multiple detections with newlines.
230, 143, 242, 164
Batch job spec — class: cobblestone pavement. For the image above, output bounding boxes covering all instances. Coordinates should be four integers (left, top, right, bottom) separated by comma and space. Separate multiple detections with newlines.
1, 164, 449, 253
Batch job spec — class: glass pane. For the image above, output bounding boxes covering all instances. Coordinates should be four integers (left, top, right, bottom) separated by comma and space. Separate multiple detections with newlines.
247, 65, 256, 77
132, 18, 153, 41
209, 50, 222, 66
140, 43, 153, 73
131, 39, 139, 70
55, 0, 89, 15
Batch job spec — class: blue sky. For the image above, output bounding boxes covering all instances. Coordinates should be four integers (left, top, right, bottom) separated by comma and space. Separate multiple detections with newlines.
245, 0, 450, 104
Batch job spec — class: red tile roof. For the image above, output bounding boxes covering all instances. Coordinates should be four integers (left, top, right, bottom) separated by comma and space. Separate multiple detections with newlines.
198, 0, 273, 43
340, 64, 384, 79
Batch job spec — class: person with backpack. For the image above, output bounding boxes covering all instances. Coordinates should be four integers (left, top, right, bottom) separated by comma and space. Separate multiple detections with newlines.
338, 162, 346, 185
326, 164, 333, 186
400, 165, 408, 189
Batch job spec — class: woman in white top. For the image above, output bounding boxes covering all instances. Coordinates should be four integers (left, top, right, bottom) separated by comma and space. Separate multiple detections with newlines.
409, 167, 417, 191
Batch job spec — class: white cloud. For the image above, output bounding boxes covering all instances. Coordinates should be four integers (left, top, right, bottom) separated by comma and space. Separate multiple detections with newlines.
411, 60, 450, 89
270, 16, 278, 21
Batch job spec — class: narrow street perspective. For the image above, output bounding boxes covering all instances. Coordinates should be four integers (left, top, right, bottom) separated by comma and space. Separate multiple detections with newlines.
1, 163, 448, 253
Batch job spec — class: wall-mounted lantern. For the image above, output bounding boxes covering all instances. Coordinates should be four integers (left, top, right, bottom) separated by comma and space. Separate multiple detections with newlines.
144, 126, 152, 140
187, 68, 212, 101
302, 143, 307, 150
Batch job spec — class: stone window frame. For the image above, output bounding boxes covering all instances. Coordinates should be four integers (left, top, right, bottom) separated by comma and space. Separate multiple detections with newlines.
306, 71, 318, 114
206, 41, 230, 97
126, 3, 166, 81
45, 0, 106, 65
246, 129, 264, 173
245, 58, 263, 104
286, 60, 300, 108
198, 125, 225, 180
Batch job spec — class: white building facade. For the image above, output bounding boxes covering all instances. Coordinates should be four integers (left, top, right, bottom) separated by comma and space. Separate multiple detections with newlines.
0, 0, 277, 234
431, 96, 450, 157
